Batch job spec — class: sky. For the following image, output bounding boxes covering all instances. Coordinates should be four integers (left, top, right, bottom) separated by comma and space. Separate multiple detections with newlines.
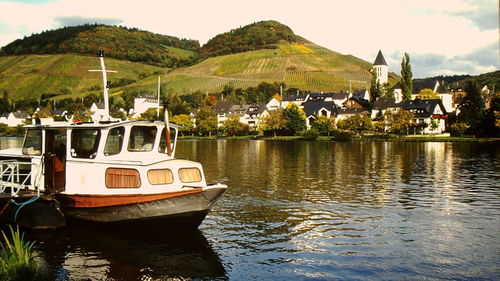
0, 0, 498, 78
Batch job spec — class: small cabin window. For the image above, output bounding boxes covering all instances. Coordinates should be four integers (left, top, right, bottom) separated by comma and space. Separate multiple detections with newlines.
104, 127, 125, 156
128, 126, 157, 152
22, 129, 42, 156
159, 127, 176, 154
148, 169, 174, 185
106, 168, 140, 188
71, 129, 101, 159
179, 168, 202, 183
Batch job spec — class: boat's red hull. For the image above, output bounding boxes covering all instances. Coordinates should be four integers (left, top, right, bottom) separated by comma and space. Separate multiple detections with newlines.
56, 186, 226, 224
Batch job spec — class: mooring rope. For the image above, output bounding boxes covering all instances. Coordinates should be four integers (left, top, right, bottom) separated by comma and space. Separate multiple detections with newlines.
11, 196, 40, 222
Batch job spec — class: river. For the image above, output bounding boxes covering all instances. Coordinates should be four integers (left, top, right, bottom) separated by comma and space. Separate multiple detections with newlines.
3, 139, 500, 280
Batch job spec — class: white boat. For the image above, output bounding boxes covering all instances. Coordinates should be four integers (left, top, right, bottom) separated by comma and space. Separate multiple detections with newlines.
0, 52, 226, 229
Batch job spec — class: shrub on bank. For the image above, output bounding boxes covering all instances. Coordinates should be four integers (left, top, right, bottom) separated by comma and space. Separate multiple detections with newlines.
331, 129, 354, 141
301, 129, 319, 140
0, 226, 51, 281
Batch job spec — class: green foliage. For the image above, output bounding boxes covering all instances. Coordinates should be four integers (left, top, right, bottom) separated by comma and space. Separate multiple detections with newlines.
0, 226, 50, 281
201, 20, 306, 58
139, 108, 162, 121
196, 116, 218, 136
221, 114, 248, 136
311, 115, 334, 136
301, 128, 319, 140
259, 110, 286, 137
385, 110, 415, 134
416, 88, 439, 99
400, 52, 413, 101
458, 81, 485, 134
336, 114, 373, 134
171, 114, 194, 135
331, 129, 354, 141
450, 122, 469, 136
283, 103, 306, 134
0, 24, 200, 68
0, 125, 25, 137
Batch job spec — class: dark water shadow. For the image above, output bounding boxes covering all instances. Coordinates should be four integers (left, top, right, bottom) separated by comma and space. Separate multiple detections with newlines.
22, 222, 227, 280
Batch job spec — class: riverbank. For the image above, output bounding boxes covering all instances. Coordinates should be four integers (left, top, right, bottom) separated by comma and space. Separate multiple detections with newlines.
178, 135, 500, 142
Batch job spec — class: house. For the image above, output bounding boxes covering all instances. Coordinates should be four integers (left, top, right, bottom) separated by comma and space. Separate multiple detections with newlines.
401, 99, 448, 134
241, 104, 268, 128
371, 98, 401, 119
393, 80, 454, 112
2, 111, 30, 127
336, 108, 371, 122
90, 102, 107, 121
302, 100, 337, 128
266, 96, 282, 111
213, 101, 235, 126
353, 89, 370, 102
131, 93, 161, 118
342, 95, 369, 109
281, 93, 309, 108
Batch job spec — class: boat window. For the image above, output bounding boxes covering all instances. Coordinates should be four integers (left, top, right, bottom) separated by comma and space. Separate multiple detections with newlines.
104, 127, 125, 156
159, 127, 176, 154
148, 169, 174, 185
70, 129, 101, 159
179, 168, 202, 183
128, 126, 157, 152
106, 168, 141, 188
22, 129, 42, 156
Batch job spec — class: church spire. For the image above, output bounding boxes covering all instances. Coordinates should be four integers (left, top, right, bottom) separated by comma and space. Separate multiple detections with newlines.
373, 50, 388, 66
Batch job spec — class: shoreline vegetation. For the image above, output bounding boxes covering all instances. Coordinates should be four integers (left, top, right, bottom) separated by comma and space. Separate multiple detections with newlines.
0, 226, 50, 281
178, 134, 500, 142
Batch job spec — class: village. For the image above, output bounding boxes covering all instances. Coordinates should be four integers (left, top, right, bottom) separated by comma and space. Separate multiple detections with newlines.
0, 51, 495, 138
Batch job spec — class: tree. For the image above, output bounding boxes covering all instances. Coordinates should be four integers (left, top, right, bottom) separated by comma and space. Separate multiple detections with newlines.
416, 89, 439, 100
197, 116, 218, 137
311, 115, 334, 136
458, 81, 485, 134
221, 114, 248, 136
194, 106, 216, 128
400, 52, 413, 101
370, 69, 382, 102
259, 110, 286, 137
336, 114, 373, 134
171, 114, 194, 135
385, 109, 415, 134
283, 103, 306, 134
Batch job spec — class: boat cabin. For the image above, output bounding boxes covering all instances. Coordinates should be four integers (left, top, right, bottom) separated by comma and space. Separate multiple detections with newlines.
1, 120, 212, 197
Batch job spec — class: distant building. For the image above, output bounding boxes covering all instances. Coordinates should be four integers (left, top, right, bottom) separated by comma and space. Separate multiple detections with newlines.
302, 100, 337, 128
373, 50, 388, 85
131, 93, 161, 118
401, 99, 448, 134
0, 111, 30, 127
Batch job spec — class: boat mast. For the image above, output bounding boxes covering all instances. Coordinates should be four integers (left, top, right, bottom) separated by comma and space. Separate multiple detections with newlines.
89, 50, 117, 121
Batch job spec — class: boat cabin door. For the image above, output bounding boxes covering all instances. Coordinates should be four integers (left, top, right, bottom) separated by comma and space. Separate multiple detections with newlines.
44, 129, 66, 194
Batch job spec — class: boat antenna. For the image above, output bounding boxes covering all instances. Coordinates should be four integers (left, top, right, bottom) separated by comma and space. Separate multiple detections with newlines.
164, 109, 173, 156
157, 76, 160, 120
88, 50, 117, 121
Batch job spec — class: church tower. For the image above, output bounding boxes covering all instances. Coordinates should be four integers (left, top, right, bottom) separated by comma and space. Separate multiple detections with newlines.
373, 50, 388, 84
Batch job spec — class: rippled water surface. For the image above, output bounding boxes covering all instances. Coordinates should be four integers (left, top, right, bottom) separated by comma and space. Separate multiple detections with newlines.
7, 140, 500, 280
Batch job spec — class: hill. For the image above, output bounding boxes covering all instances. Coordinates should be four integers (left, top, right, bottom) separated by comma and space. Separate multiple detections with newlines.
201, 20, 307, 57
0, 54, 166, 103
0, 21, 400, 103
0, 24, 200, 68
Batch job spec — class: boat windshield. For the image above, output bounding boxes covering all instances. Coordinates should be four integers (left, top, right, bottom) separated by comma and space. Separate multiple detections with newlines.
159, 127, 176, 154
128, 126, 157, 152
22, 129, 42, 156
104, 127, 125, 156
70, 129, 101, 159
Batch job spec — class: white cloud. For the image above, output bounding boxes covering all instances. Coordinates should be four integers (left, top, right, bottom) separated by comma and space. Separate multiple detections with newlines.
0, 0, 498, 77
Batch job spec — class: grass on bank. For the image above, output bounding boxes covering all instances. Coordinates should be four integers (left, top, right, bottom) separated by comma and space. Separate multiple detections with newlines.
0, 226, 51, 281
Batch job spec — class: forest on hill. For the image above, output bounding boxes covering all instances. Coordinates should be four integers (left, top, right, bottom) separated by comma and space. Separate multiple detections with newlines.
201, 20, 308, 58
0, 24, 200, 68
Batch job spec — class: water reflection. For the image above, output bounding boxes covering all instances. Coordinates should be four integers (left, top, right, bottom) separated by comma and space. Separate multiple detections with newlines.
27, 223, 226, 280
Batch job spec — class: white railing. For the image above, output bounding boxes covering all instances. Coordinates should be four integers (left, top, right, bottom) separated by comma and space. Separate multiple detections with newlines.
0, 160, 43, 197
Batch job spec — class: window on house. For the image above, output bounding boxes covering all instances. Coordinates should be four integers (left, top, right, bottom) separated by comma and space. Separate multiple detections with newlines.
104, 127, 125, 156
71, 129, 101, 159
22, 129, 42, 156
128, 126, 157, 152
